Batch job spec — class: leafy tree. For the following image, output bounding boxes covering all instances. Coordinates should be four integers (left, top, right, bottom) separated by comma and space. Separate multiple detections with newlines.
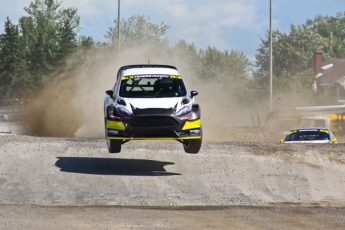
172, 40, 202, 75
57, 7, 80, 62
0, 18, 29, 104
199, 47, 250, 82
255, 25, 332, 79
79, 36, 94, 50
252, 25, 333, 109
19, 0, 80, 79
105, 15, 170, 55
305, 12, 345, 58
197, 47, 253, 105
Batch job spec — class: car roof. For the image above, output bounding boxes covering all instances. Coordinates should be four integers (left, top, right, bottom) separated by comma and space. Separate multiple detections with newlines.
117, 64, 179, 78
123, 67, 180, 76
288, 127, 332, 132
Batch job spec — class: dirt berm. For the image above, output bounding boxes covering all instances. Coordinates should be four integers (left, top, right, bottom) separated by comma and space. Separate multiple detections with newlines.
0, 135, 345, 229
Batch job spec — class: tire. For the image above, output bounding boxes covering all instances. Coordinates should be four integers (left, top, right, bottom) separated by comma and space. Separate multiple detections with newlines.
104, 117, 107, 138
107, 139, 122, 153
105, 118, 122, 153
183, 138, 202, 154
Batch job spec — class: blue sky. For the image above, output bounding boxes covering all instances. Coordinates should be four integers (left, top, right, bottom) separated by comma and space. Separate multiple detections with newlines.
1, 0, 344, 59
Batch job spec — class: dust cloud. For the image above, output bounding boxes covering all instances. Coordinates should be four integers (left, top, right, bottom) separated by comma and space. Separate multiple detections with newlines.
18, 44, 312, 142
19, 45, 243, 141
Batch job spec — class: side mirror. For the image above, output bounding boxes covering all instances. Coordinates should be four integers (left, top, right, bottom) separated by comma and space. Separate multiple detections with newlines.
332, 137, 337, 143
106, 90, 114, 98
117, 99, 126, 106
280, 139, 284, 144
191, 91, 198, 98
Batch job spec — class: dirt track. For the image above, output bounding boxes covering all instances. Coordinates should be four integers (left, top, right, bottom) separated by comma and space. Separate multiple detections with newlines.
0, 135, 345, 229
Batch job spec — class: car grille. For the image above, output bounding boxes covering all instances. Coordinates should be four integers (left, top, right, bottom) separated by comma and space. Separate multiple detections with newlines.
132, 108, 174, 115
131, 117, 177, 128
134, 130, 177, 138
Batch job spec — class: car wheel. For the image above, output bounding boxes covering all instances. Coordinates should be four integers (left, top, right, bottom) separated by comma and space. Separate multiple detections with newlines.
105, 118, 122, 153
104, 117, 107, 138
183, 138, 202, 154
107, 139, 122, 153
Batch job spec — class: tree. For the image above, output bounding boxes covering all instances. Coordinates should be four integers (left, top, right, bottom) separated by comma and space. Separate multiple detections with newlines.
252, 25, 333, 108
199, 47, 250, 82
79, 36, 94, 50
305, 12, 345, 58
19, 0, 81, 79
197, 47, 253, 106
172, 40, 202, 75
0, 18, 29, 104
255, 25, 332, 79
57, 7, 80, 62
105, 15, 170, 55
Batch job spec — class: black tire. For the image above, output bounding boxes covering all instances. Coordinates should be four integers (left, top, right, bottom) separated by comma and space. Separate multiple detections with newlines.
183, 138, 202, 154
107, 139, 122, 153
104, 117, 107, 138
105, 118, 122, 153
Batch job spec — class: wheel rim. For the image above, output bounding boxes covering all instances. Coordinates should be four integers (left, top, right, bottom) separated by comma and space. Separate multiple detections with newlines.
184, 140, 191, 148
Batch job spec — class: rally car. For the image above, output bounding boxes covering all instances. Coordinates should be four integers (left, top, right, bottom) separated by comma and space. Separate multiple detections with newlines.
280, 127, 337, 144
104, 64, 202, 153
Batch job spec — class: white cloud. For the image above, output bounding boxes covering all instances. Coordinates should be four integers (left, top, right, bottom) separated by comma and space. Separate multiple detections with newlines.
114, 0, 260, 50
0, 0, 262, 54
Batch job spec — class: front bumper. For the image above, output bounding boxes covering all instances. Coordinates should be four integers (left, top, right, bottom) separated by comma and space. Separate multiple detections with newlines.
106, 117, 202, 140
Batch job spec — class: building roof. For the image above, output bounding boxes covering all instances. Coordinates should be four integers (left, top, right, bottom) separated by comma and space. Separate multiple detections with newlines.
298, 58, 345, 85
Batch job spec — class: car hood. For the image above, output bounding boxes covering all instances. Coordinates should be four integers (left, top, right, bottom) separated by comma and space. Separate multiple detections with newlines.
123, 97, 184, 110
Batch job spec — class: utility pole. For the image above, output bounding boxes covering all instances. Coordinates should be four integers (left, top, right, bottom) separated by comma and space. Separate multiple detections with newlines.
118, 0, 121, 56
269, 0, 273, 111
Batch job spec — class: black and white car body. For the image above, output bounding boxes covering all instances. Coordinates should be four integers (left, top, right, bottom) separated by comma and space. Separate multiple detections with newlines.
104, 64, 202, 153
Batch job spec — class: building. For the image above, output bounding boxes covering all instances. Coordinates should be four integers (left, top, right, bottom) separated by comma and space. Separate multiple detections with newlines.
298, 52, 345, 105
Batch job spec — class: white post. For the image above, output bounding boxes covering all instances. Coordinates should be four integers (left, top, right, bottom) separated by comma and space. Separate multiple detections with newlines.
118, 0, 121, 55
269, 0, 273, 111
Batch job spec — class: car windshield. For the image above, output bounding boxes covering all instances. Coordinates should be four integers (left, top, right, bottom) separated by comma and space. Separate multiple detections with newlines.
119, 75, 187, 98
285, 130, 330, 141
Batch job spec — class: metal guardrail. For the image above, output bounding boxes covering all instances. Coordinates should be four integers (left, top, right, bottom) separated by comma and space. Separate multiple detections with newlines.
296, 105, 345, 115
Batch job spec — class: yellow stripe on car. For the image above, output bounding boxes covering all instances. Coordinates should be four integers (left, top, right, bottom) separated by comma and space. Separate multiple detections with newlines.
170, 75, 182, 79
182, 119, 201, 130
107, 120, 126, 130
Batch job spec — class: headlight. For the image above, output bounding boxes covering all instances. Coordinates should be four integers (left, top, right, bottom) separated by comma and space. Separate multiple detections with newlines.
107, 106, 115, 118
175, 104, 192, 117
116, 106, 133, 117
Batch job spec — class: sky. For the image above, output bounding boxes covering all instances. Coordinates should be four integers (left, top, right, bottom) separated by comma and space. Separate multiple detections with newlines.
1, 0, 345, 59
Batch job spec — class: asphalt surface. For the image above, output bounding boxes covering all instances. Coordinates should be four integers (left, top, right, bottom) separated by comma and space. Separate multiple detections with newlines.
1, 133, 345, 229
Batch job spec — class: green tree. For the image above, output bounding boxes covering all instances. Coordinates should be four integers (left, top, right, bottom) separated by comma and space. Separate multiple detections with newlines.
252, 25, 333, 108
0, 18, 29, 104
255, 25, 332, 79
79, 36, 94, 50
198, 47, 253, 104
57, 7, 80, 62
173, 40, 202, 75
105, 15, 170, 55
19, 0, 80, 79
305, 12, 345, 58
199, 47, 250, 82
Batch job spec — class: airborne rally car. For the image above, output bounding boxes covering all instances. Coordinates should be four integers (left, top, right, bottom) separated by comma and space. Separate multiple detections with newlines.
104, 64, 202, 154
